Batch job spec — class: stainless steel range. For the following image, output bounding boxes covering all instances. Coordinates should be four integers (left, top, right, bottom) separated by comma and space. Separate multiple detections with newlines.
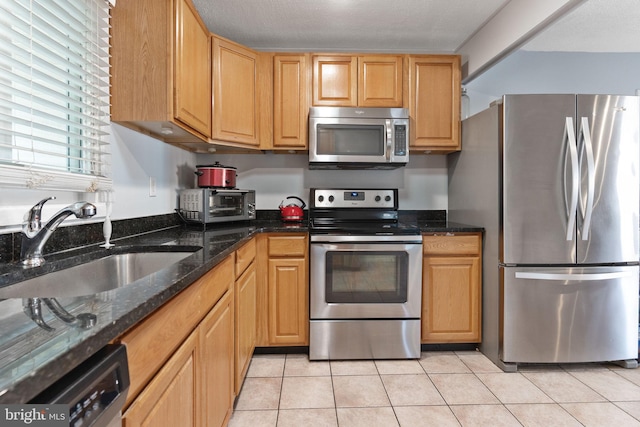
308, 188, 423, 360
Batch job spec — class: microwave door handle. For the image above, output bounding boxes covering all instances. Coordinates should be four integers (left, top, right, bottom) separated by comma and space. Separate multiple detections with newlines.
386, 119, 392, 160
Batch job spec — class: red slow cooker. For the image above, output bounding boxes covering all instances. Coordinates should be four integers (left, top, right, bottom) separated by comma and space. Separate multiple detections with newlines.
195, 162, 237, 188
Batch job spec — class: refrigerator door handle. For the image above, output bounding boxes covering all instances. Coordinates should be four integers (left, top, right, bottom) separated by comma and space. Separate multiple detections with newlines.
578, 117, 596, 240
563, 117, 579, 241
515, 271, 634, 281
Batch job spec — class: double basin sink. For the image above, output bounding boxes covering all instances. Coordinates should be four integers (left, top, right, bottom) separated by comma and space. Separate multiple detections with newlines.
0, 246, 202, 299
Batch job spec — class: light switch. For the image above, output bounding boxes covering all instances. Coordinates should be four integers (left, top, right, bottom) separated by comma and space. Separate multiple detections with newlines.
149, 176, 157, 197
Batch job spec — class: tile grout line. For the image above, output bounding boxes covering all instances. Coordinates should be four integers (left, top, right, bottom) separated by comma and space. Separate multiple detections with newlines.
233, 353, 640, 426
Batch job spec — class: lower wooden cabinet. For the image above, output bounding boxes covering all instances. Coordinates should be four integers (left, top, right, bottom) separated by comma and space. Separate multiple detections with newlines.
123, 290, 235, 427
256, 233, 309, 347
199, 290, 234, 427
422, 233, 482, 343
234, 241, 257, 395
121, 254, 237, 427
123, 331, 199, 427
268, 257, 307, 345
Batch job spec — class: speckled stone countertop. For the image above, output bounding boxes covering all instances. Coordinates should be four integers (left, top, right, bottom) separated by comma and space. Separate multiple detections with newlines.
0, 216, 481, 403
418, 221, 484, 233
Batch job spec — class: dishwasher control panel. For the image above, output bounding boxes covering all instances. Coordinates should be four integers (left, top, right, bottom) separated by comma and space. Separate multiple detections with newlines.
30, 344, 130, 427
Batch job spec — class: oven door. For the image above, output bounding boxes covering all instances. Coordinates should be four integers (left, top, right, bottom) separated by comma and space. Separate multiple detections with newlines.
310, 239, 422, 319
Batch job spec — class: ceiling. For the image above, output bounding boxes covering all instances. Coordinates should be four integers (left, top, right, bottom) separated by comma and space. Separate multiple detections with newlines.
192, 0, 640, 54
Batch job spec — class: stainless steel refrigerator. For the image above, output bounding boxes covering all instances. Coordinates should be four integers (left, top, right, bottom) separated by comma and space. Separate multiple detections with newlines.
448, 94, 639, 371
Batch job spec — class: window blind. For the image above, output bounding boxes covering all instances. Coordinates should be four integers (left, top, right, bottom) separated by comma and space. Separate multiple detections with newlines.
0, 0, 112, 192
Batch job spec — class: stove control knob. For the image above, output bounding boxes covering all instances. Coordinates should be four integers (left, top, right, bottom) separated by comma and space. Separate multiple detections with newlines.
318, 195, 324, 202
385, 195, 391, 202
375, 195, 381, 202
329, 195, 334, 203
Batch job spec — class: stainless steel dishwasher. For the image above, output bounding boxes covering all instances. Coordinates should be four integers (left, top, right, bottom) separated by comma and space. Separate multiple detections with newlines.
30, 344, 130, 427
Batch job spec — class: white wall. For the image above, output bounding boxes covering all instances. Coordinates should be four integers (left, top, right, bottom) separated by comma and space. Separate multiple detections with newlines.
109, 124, 198, 219
0, 124, 198, 232
196, 153, 448, 211
465, 51, 640, 116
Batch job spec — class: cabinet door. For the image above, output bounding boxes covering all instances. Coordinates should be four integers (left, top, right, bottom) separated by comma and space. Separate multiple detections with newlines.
422, 256, 481, 343
174, 0, 211, 137
199, 291, 234, 427
268, 258, 308, 345
408, 55, 461, 153
212, 37, 259, 146
273, 54, 309, 149
358, 56, 403, 107
234, 261, 256, 395
123, 332, 199, 427
312, 55, 357, 106
119, 256, 233, 406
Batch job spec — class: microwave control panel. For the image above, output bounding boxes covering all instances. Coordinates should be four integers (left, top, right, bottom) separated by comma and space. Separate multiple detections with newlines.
394, 125, 407, 156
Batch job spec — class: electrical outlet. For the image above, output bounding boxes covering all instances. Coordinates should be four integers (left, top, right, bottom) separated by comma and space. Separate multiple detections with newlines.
149, 176, 157, 197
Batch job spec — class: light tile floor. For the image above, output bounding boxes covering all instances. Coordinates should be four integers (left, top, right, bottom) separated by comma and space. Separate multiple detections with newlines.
228, 351, 640, 427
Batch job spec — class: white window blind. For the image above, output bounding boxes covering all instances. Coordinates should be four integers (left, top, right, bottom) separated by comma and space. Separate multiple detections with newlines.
0, 0, 112, 192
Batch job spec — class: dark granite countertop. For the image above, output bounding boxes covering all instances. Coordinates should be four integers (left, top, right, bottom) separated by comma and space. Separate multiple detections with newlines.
418, 221, 484, 233
0, 217, 481, 403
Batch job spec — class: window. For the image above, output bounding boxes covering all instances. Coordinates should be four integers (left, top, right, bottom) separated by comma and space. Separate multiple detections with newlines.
0, 0, 112, 192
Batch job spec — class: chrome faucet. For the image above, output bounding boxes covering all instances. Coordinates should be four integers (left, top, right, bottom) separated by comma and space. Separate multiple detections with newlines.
21, 197, 97, 267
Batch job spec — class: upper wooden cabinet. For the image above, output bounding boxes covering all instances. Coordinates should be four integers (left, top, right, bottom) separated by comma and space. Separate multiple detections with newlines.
312, 55, 357, 106
408, 55, 461, 153
358, 56, 403, 107
273, 54, 310, 149
212, 37, 260, 147
174, 0, 212, 136
112, 0, 461, 154
111, 0, 211, 144
312, 55, 403, 107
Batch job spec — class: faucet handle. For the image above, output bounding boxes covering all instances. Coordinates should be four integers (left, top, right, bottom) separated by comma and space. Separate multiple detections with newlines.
25, 197, 56, 233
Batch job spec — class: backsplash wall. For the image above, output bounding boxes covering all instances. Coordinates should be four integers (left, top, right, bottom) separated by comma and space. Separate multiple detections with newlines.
197, 153, 448, 211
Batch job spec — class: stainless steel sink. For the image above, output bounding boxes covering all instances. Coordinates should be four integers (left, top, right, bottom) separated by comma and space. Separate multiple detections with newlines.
0, 249, 199, 299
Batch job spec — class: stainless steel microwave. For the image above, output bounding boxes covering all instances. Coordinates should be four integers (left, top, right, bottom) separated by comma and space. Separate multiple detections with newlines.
178, 189, 256, 224
308, 107, 409, 169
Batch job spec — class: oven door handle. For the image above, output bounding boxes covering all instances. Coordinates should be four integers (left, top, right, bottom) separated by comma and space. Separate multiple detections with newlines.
310, 235, 423, 244
310, 242, 423, 253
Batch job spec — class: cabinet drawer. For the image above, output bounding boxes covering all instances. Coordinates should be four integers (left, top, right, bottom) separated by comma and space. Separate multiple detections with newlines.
205, 255, 234, 307
235, 238, 256, 277
423, 234, 480, 256
267, 234, 307, 257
